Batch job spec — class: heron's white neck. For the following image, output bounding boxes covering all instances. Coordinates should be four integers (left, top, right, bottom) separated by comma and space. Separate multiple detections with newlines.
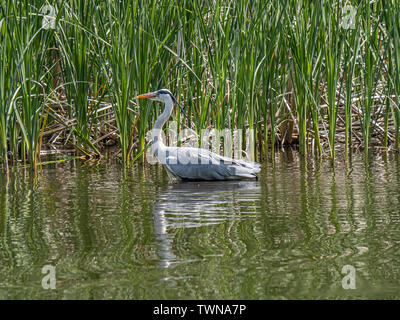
151, 96, 174, 148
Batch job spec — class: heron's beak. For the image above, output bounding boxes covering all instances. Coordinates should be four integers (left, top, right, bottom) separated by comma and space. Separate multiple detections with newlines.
137, 92, 157, 99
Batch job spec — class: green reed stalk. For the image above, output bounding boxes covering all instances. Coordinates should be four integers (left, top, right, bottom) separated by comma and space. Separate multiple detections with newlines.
2, 1, 55, 167
55, 1, 101, 155
98, 1, 136, 163
343, 21, 360, 159
0, 2, 13, 170
258, 0, 287, 158
324, 3, 343, 160
383, 1, 400, 150
287, 1, 323, 156
360, 1, 382, 155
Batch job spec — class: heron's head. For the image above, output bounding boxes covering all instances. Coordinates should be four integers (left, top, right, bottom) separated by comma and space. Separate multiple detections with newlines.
136, 89, 175, 103
137, 89, 190, 123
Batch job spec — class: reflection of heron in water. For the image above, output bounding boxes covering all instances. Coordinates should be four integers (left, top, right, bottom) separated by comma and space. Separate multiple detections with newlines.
153, 181, 261, 268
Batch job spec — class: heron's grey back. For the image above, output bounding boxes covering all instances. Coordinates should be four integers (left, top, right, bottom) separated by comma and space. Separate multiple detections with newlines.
161, 147, 260, 181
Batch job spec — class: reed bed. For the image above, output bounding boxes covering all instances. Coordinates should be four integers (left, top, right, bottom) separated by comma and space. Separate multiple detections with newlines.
1, 0, 400, 171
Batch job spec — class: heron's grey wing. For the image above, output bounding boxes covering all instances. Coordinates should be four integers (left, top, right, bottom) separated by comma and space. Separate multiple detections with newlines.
164, 147, 260, 180
163, 148, 225, 180
208, 152, 261, 172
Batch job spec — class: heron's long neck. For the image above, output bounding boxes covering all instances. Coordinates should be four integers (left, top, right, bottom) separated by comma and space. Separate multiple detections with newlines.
152, 98, 173, 145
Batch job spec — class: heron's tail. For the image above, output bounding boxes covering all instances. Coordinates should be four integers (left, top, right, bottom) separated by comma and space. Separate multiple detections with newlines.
229, 160, 261, 179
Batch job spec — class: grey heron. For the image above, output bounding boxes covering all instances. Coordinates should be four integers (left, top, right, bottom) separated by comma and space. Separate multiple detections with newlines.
137, 89, 261, 181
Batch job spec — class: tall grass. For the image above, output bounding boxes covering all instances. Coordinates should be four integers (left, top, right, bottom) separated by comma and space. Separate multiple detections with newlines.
1, 0, 400, 171
0, 0, 54, 169
286, 1, 323, 156
324, 2, 343, 160
55, 0, 102, 155
342, 13, 360, 159
383, 1, 400, 150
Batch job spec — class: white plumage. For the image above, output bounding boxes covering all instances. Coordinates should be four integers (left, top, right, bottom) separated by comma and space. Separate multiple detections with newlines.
137, 89, 261, 181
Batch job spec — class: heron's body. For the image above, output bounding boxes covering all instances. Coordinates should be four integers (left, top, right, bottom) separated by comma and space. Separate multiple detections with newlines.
156, 145, 261, 181
137, 89, 261, 181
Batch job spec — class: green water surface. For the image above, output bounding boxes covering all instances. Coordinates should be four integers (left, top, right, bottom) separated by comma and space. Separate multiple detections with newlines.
0, 151, 399, 299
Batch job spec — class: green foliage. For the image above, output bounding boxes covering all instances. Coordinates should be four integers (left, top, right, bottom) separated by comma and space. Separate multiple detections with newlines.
1, 0, 400, 170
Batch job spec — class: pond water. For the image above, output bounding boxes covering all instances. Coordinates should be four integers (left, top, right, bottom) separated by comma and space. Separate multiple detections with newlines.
0, 150, 399, 299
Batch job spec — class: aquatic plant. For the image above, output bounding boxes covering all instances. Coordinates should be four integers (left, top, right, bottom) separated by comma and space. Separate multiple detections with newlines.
1, 0, 400, 170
